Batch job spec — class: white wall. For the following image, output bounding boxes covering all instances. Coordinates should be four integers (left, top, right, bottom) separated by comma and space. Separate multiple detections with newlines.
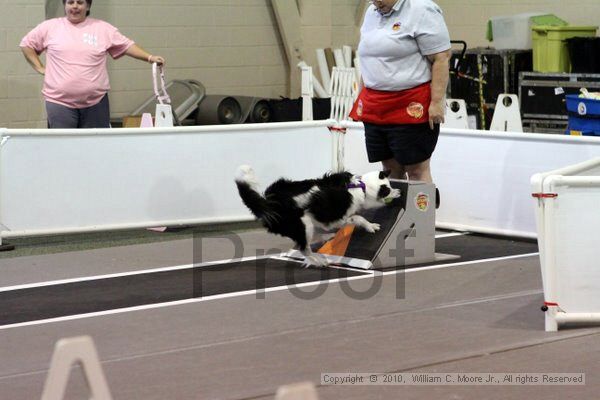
2, 0, 599, 128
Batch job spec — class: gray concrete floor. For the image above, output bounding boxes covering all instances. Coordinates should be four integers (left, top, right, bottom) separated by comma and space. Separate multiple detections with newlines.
0, 229, 598, 400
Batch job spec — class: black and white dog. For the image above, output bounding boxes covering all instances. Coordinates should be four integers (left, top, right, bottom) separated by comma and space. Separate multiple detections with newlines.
235, 165, 400, 266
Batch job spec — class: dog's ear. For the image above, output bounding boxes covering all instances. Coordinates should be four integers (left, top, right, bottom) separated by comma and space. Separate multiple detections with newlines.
380, 170, 392, 179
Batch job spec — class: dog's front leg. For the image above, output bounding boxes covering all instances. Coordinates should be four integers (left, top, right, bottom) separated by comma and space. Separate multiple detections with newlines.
347, 215, 380, 233
300, 215, 329, 267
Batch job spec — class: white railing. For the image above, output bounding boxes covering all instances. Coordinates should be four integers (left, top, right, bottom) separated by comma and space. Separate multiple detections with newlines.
531, 157, 600, 331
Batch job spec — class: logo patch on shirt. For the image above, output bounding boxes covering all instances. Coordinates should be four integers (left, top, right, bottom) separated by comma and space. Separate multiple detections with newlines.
357, 99, 363, 116
407, 102, 424, 119
392, 22, 402, 31
83, 33, 98, 47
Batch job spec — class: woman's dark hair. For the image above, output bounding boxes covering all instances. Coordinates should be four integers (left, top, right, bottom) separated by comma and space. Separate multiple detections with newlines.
62, 0, 92, 16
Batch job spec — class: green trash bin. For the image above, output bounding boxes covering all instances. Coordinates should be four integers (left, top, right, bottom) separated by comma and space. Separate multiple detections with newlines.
532, 25, 598, 72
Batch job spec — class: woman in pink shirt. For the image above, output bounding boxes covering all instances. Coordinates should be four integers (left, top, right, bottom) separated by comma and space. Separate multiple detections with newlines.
20, 0, 165, 128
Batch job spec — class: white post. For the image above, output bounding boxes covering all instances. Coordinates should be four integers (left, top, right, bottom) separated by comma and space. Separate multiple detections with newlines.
543, 190, 559, 331
344, 68, 358, 120
342, 45, 353, 68
342, 68, 352, 119
329, 122, 345, 173
545, 307, 559, 332
329, 68, 339, 120
0, 130, 6, 250
300, 65, 314, 121
333, 48, 346, 68
298, 61, 327, 98
316, 49, 331, 96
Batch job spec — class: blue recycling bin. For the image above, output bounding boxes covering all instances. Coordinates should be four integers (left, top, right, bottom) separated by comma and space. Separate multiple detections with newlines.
566, 95, 600, 136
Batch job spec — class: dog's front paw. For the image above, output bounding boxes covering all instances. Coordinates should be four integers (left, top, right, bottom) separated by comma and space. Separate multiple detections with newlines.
382, 189, 401, 205
389, 188, 401, 199
365, 223, 380, 233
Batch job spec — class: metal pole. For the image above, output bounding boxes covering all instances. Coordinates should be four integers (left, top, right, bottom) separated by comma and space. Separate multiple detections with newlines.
477, 54, 486, 130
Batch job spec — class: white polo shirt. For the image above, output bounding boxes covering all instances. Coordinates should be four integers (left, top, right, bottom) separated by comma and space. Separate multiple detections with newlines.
358, 0, 451, 91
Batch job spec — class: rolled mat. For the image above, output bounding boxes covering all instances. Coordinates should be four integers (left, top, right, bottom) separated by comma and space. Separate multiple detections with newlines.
233, 96, 272, 123
249, 99, 271, 123
195, 95, 243, 125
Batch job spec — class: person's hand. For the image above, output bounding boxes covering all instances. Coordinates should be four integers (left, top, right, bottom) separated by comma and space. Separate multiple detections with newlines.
148, 55, 165, 66
428, 100, 445, 130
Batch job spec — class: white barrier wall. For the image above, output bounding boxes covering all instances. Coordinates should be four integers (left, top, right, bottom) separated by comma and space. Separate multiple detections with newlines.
341, 121, 600, 238
531, 158, 600, 331
3, 120, 600, 242
0, 121, 335, 239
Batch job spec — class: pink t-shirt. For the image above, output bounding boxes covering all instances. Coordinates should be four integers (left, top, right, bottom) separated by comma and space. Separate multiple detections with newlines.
20, 17, 134, 108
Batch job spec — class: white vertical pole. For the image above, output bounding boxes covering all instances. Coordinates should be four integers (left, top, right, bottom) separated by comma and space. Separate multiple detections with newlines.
298, 61, 327, 98
329, 68, 339, 120
340, 68, 349, 120
333, 48, 346, 68
543, 180, 559, 331
345, 69, 353, 120
331, 126, 340, 172
0, 130, 5, 248
343, 45, 353, 68
545, 307, 559, 332
300, 66, 314, 121
311, 78, 328, 99
316, 49, 331, 96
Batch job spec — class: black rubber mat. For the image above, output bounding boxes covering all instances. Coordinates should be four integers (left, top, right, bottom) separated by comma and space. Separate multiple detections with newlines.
378, 233, 539, 272
436, 234, 538, 261
0, 259, 367, 326
0, 234, 539, 326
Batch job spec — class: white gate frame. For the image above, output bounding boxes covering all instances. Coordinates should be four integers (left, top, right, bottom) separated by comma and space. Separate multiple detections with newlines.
531, 157, 600, 331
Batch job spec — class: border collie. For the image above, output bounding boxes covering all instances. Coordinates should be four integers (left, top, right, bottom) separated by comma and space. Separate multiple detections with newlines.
235, 166, 400, 267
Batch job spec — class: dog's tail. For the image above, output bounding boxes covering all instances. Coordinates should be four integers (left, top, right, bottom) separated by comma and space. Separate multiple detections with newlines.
235, 165, 279, 226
